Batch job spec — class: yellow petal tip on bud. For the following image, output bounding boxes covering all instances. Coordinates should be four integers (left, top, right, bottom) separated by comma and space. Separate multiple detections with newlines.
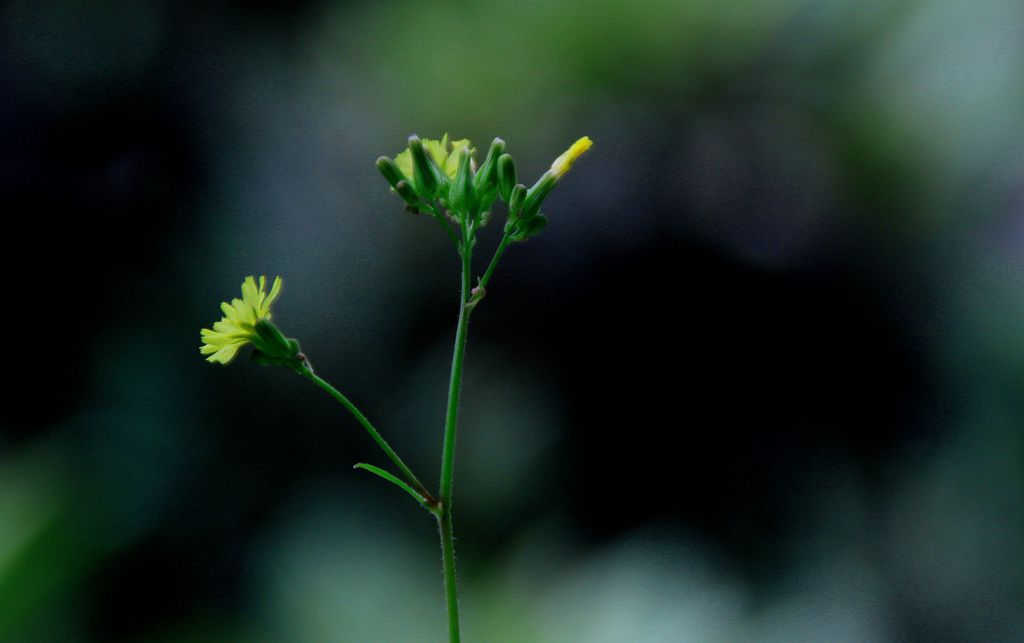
550, 136, 593, 178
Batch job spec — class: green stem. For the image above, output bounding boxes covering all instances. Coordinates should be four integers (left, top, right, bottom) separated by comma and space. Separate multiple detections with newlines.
299, 365, 435, 503
437, 219, 473, 643
354, 463, 440, 516
439, 509, 460, 643
427, 201, 459, 247
478, 232, 511, 293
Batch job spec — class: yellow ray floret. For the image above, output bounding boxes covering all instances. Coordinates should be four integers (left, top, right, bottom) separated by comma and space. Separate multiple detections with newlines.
550, 136, 593, 178
200, 275, 283, 364
395, 133, 474, 180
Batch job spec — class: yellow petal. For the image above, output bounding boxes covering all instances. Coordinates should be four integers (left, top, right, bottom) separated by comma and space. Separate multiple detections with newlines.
241, 276, 259, 308
394, 149, 413, 179
550, 136, 593, 178
231, 298, 255, 324
262, 276, 283, 317
206, 344, 242, 364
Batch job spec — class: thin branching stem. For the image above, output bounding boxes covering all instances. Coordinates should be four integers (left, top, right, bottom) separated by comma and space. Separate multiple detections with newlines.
299, 365, 435, 503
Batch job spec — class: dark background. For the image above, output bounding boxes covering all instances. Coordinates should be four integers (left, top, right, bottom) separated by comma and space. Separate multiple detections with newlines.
1, 0, 1022, 641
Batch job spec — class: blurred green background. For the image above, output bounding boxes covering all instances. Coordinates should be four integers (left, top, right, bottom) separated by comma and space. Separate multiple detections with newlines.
2, 0, 1023, 640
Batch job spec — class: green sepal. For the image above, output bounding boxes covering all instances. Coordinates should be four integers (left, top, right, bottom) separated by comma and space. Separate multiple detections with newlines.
510, 213, 548, 242
497, 154, 517, 202
250, 348, 296, 368
253, 319, 297, 360
448, 147, 476, 216
473, 138, 505, 192
408, 135, 441, 198
477, 187, 498, 221
521, 171, 557, 220
249, 349, 281, 367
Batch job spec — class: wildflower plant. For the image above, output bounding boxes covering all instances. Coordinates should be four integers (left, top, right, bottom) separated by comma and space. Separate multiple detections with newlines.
200, 133, 591, 641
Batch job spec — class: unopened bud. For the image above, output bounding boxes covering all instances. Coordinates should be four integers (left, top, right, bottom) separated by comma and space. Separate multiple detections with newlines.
508, 183, 527, 214
520, 171, 557, 220
473, 138, 505, 192
394, 180, 421, 211
510, 213, 548, 242
448, 147, 476, 214
376, 156, 407, 190
550, 136, 593, 178
497, 154, 517, 202
409, 135, 440, 197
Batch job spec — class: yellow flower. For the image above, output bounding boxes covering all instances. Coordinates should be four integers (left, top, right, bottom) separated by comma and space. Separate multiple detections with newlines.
395, 133, 474, 180
549, 136, 593, 178
200, 275, 283, 364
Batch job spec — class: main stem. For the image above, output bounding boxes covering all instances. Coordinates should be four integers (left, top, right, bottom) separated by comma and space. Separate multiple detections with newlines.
438, 225, 473, 643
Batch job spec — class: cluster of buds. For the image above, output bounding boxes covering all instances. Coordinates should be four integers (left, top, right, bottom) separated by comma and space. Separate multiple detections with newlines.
376, 134, 592, 243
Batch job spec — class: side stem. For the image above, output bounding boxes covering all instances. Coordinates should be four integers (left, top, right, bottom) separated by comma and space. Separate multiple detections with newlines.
299, 366, 434, 503
478, 232, 511, 293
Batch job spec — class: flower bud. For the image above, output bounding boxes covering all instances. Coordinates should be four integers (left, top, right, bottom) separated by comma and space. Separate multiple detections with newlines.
550, 136, 592, 178
510, 213, 548, 242
473, 138, 505, 192
508, 183, 527, 214
520, 171, 557, 220
394, 180, 422, 211
376, 156, 407, 190
448, 147, 476, 215
497, 153, 517, 202
409, 135, 441, 197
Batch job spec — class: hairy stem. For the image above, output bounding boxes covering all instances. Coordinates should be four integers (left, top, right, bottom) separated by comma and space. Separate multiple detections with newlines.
437, 219, 473, 643
478, 231, 511, 293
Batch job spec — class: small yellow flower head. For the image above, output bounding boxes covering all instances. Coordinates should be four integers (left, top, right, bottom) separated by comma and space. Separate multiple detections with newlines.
200, 275, 284, 364
549, 136, 593, 178
395, 133, 474, 180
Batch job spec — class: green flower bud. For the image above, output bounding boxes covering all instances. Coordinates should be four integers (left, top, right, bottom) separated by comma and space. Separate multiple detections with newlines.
448, 147, 476, 215
520, 171, 557, 220
510, 213, 548, 242
497, 153, 517, 202
394, 180, 422, 212
477, 185, 498, 217
508, 183, 527, 215
409, 135, 441, 197
473, 138, 505, 192
376, 156, 407, 190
